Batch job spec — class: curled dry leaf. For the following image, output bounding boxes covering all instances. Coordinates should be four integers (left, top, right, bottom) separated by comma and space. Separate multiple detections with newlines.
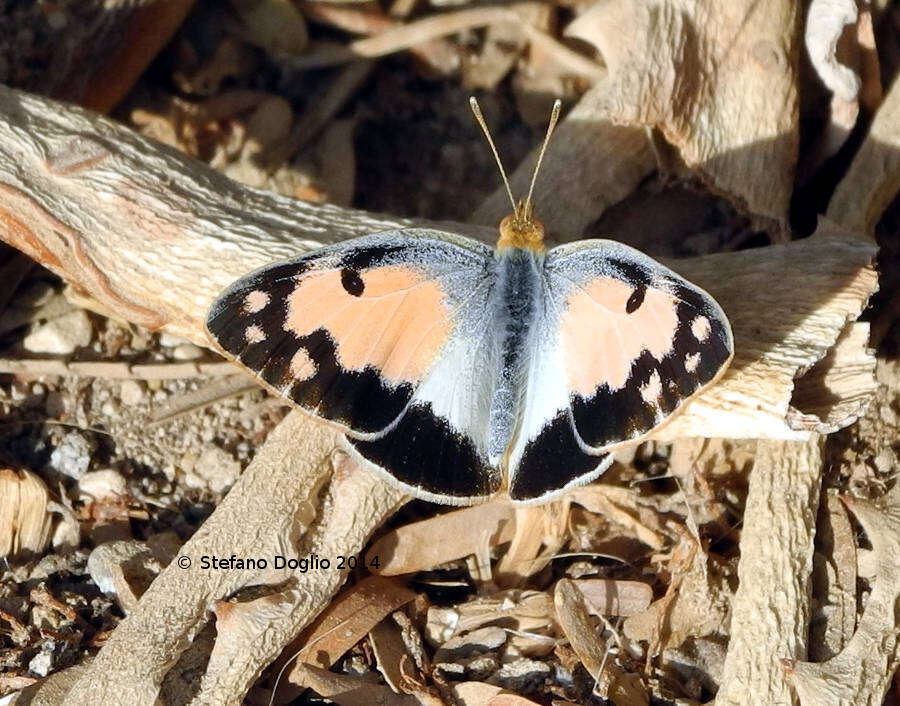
805, 0, 861, 102
496, 501, 569, 585
567, 485, 668, 550
564, 0, 800, 229
809, 493, 857, 662
827, 74, 900, 235
788, 321, 876, 433
0, 468, 54, 559
785, 484, 900, 706
803, 0, 882, 167
370, 618, 417, 693
367, 501, 516, 576
86, 540, 164, 614
623, 533, 730, 657
717, 438, 823, 706
426, 591, 554, 647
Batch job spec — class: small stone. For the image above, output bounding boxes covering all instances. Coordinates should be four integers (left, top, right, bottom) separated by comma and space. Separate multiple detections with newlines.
488, 658, 551, 693
78, 469, 128, 501
873, 448, 896, 475
172, 343, 204, 361
464, 653, 499, 680
23, 310, 93, 354
28, 646, 54, 676
159, 332, 192, 347
48, 432, 94, 479
434, 661, 466, 680
188, 447, 241, 493
435, 626, 508, 662
120, 380, 144, 406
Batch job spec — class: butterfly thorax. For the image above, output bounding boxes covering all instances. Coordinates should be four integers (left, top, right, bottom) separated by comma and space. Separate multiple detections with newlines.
496, 200, 546, 253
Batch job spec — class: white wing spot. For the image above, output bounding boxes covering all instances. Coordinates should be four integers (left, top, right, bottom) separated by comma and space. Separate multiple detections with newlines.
289, 347, 317, 381
691, 316, 711, 341
685, 352, 701, 373
243, 290, 270, 314
640, 370, 663, 406
245, 325, 265, 344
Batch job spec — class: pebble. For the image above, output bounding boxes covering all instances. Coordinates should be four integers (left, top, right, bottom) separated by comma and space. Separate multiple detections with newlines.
159, 333, 190, 347
78, 469, 128, 501
488, 659, 551, 693
28, 646, 54, 677
435, 626, 508, 662
23, 310, 93, 355
171, 343, 205, 361
48, 432, 94, 479
120, 380, 144, 406
185, 447, 241, 493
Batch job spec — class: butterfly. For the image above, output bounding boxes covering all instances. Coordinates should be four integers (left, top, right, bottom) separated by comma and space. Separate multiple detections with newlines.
206, 99, 733, 505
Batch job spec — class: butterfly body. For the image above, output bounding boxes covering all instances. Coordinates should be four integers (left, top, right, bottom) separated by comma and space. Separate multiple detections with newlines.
207, 226, 733, 505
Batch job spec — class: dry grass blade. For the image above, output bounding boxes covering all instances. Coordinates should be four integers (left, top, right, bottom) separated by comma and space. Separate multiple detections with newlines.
146, 373, 260, 426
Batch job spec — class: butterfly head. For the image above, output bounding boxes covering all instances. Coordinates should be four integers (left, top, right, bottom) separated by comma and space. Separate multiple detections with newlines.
498, 199, 545, 252
469, 97, 561, 254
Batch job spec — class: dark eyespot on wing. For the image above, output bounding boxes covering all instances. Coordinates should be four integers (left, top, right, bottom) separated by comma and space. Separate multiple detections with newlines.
340, 267, 364, 296
625, 284, 646, 313
509, 412, 610, 502
350, 404, 500, 501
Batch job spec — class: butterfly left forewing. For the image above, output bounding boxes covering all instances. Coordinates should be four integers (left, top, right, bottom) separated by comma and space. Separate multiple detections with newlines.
506, 240, 733, 503
206, 230, 494, 438
547, 240, 733, 448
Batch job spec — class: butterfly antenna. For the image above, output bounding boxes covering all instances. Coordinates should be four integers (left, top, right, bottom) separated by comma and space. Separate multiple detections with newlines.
469, 97, 517, 216
523, 99, 562, 215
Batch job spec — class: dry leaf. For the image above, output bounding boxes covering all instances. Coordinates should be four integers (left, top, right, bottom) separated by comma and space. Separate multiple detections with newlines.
565, 0, 799, 228
291, 575, 416, 669
554, 579, 648, 705
785, 485, 900, 705
367, 502, 516, 575
289, 663, 423, 706
571, 579, 653, 618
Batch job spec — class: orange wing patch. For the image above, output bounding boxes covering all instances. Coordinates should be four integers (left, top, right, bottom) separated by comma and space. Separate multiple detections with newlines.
284, 265, 451, 385
560, 276, 679, 395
